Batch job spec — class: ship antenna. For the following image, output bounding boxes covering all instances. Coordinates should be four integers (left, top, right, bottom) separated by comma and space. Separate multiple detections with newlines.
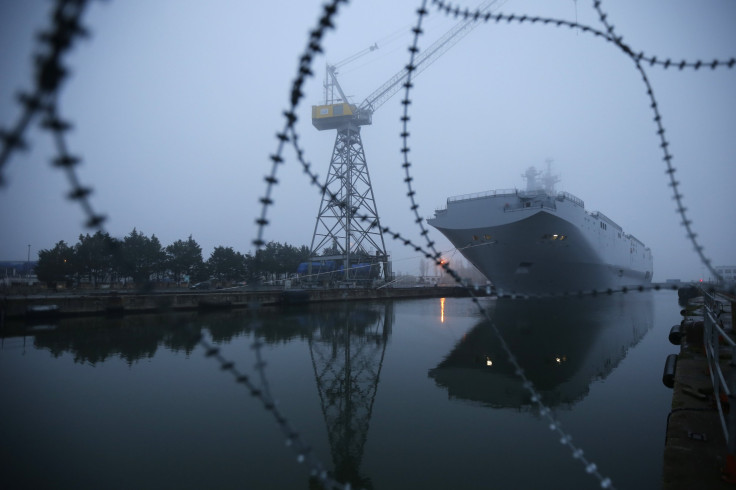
543, 158, 559, 194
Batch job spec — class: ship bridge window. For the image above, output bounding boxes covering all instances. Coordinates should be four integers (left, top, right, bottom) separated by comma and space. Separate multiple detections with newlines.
600, 222, 607, 230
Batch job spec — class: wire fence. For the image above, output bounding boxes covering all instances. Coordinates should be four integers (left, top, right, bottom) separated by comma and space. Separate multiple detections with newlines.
1, 0, 735, 488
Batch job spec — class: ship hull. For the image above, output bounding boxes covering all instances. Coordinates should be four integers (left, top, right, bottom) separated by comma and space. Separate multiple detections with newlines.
428, 190, 653, 295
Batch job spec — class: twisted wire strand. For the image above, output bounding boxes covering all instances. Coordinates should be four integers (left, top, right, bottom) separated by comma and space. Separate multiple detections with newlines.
402, 5, 616, 487
257, 0, 733, 482
43, 98, 107, 229
197, 333, 345, 490
1, 0, 730, 487
4, 7, 338, 485
423, 1, 732, 286
0, 0, 93, 186
590, 0, 725, 284
2, 0, 110, 253
254, 0, 348, 251
431, 0, 735, 71
251, 1, 355, 486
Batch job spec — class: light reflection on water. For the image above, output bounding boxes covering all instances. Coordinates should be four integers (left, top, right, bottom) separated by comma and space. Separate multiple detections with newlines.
0, 291, 680, 489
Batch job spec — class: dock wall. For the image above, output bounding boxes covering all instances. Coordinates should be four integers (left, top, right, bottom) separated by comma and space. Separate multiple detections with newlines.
662, 293, 736, 489
1, 286, 479, 320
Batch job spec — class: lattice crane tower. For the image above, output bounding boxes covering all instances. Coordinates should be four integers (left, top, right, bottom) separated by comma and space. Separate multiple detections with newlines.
308, 1, 497, 282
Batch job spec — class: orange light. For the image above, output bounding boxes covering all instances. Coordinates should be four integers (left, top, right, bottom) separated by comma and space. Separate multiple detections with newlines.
440, 297, 445, 323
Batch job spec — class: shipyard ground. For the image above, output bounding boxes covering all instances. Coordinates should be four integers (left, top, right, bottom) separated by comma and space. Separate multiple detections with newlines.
663, 294, 736, 489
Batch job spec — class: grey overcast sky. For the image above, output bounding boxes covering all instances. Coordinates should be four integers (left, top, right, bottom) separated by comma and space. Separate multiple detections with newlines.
1, 0, 734, 282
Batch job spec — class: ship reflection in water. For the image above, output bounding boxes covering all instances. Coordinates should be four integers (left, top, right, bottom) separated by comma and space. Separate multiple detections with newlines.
429, 294, 654, 408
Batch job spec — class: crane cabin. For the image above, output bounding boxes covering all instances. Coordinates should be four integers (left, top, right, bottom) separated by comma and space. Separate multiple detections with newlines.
312, 102, 373, 131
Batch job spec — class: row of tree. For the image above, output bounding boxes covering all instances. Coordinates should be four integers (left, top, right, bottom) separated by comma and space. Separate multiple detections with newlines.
35, 229, 311, 288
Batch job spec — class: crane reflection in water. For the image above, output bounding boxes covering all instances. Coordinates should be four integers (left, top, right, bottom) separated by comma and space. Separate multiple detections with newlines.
306, 301, 393, 489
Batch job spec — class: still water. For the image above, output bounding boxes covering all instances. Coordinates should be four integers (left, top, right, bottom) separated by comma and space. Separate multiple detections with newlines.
1, 291, 681, 490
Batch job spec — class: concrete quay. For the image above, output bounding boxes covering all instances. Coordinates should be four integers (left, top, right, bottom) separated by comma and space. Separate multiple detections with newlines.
663, 292, 736, 489
0, 285, 481, 322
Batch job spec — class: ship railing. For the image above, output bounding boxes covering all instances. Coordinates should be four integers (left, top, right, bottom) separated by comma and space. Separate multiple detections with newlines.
557, 191, 584, 208
518, 189, 553, 199
701, 288, 736, 456
503, 200, 557, 212
446, 188, 517, 204
626, 234, 646, 247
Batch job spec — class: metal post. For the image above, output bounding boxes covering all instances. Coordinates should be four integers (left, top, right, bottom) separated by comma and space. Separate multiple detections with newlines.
725, 350, 736, 482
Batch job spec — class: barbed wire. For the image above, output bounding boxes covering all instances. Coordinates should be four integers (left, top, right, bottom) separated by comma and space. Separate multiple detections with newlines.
431, 0, 735, 70
43, 98, 107, 229
1, 0, 92, 187
2, 0, 734, 488
0, 1, 346, 485
254, 1, 357, 485
0, 0, 111, 251
424, 0, 732, 284
588, 1, 726, 285
260, 0, 732, 484
197, 332, 346, 490
394, 0, 732, 487
254, 0, 348, 251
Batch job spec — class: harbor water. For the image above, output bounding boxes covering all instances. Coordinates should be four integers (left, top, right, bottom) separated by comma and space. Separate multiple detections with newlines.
0, 290, 681, 489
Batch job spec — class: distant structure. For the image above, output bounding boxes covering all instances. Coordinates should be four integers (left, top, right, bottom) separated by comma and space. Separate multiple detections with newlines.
0, 261, 38, 286
307, 1, 498, 282
715, 265, 736, 284
522, 160, 559, 194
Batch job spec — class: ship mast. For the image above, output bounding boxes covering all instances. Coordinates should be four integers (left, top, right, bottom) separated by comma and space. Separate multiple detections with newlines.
522, 160, 560, 194
542, 158, 560, 194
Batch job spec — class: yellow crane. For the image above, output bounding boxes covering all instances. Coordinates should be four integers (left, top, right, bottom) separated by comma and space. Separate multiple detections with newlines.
307, 1, 498, 283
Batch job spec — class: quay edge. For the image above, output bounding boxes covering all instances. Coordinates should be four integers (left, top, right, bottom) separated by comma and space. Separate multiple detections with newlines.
0, 286, 486, 322
662, 289, 736, 489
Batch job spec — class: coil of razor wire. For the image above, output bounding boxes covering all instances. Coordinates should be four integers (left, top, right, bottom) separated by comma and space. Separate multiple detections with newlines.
1, 0, 732, 488
422, 0, 733, 286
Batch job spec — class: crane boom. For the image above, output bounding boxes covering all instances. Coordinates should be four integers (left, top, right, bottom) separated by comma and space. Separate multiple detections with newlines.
359, 0, 497, 115
312, 0, 498, 131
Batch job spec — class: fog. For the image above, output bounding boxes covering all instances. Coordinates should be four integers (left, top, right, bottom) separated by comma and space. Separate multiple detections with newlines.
1, 0, 734, 282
